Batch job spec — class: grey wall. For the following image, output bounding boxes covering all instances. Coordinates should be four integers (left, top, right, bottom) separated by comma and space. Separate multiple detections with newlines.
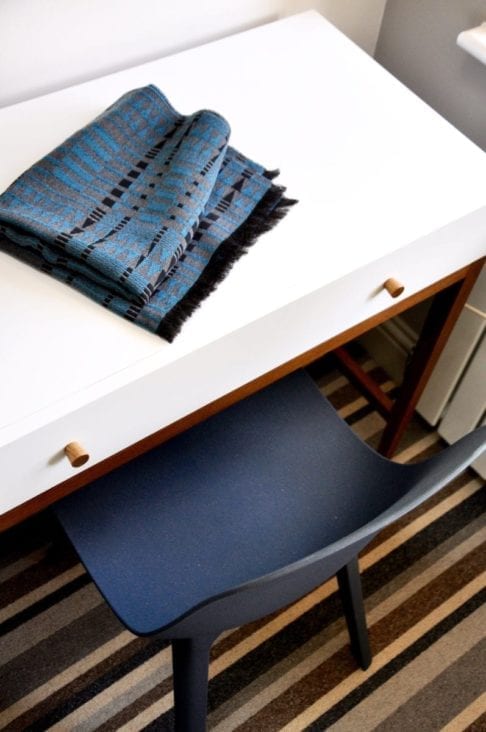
362, 0, 486, 378
375, 0, 486, 151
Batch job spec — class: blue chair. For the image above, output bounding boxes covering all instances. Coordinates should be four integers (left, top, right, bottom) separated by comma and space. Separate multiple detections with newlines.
54, 371, 485, 731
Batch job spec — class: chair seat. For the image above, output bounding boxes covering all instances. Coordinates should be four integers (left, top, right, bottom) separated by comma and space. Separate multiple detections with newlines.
54, 371, 413, 635
53, 371, 485, 732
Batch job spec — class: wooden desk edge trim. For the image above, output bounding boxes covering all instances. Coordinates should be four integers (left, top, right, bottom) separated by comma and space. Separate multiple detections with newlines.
1, 260, 482, 532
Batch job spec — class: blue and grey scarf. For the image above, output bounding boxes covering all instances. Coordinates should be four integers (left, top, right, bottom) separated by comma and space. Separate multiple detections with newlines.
0, 85, 294, 340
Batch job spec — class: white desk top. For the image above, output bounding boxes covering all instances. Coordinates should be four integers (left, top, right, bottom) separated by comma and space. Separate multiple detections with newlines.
1, 11, 486, 449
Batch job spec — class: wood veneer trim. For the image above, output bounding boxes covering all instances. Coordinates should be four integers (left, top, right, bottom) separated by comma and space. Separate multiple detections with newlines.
378, 257, 484, 456
0, 261, 480, 532
333, 345, 394, 418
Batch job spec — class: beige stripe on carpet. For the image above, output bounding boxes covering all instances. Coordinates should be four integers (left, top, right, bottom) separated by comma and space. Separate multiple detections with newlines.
232, 539, 485, 732
278, 574, 485, 731
0, 584, 103, 666
325, 605, 486, 731
208, 528, 486, 731
47, 647, 173, 732
441, 692, 486, 732
373, 638, 486, 732
0, 546, 49, 584
338, 380, 394, 420
0, 564, 86, 624
0, 632, 134, 728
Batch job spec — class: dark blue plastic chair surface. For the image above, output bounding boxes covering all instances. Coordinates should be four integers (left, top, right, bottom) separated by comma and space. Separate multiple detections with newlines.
54, 370, 485, 731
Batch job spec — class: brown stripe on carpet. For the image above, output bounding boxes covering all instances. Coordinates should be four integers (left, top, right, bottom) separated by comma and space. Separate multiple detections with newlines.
231, 550, 485, 732
208, 519, 486, 731
324, 606, 486, 731
0, 352, 484, 731
206, 504, 486, 732
372, 636, 486, 732
294, 585, 485, 732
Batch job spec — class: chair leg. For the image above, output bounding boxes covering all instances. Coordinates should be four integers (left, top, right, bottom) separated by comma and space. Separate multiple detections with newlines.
172, 636, 214, 732
337, 557, 372, 670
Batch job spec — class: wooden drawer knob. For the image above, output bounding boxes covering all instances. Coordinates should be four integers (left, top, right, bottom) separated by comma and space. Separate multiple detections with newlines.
64, 441, 90, 468
384, 278, 405, 298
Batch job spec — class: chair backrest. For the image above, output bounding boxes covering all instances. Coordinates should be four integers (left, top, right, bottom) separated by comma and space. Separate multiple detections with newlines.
157, 425, 486, 640
54, 369, 485, 640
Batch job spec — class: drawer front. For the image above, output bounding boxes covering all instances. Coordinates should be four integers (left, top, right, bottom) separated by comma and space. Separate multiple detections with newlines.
1, 208, 485, 516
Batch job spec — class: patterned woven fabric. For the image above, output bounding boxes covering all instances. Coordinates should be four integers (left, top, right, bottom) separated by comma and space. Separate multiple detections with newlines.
0, 85, 294, 340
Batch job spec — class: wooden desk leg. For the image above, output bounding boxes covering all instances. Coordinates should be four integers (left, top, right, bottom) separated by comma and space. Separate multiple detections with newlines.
378, 259, 484, 457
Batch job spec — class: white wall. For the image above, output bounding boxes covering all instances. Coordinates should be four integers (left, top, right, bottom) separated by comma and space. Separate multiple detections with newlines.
0, 0, 386, 108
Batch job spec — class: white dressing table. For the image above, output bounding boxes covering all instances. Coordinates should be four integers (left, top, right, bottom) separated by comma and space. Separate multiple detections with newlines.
1, 12, 485, 529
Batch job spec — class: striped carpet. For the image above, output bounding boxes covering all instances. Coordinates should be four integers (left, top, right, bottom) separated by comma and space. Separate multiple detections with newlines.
1, 356, 485, 731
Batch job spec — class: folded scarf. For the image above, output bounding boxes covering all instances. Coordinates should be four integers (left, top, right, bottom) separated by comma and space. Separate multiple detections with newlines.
0, 85, 295, 340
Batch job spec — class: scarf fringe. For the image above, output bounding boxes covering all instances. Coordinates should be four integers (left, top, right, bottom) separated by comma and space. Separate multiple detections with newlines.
156, 182, 297, 342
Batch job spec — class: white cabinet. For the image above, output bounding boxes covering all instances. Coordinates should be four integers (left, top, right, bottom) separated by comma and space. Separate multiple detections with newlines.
417, 267, 486, 478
